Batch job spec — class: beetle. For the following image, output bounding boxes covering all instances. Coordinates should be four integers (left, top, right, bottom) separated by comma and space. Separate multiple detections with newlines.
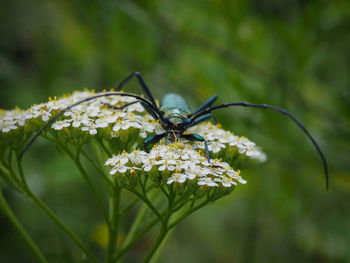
19, 72, 329, 189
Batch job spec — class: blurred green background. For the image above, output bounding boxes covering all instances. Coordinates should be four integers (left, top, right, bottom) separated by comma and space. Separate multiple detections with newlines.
1, 0, 350, 262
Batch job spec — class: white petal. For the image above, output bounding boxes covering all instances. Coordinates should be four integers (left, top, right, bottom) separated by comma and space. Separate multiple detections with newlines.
89, 129, 97, 135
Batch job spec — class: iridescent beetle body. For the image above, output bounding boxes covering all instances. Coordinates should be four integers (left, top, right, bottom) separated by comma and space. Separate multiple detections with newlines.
159, 93, 191, 141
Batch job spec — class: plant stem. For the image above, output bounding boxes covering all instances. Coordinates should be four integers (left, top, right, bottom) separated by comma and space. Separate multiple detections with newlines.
143, 190, 173, 263
26, 188, 99, 263
143, 222, 169, 263
119, 185, 153, 218
112, 218, 160, 262
0, 188, 49, 263
149, 228, 174, 263
119, 196, 139, 217
120, 186, 163, 253
105, 187, 121, 263
122, 202, 149, 248
15, 158, 99, 263
144, 197, 211, 262
126, 187, 162, 221
168, 198, 211, 230
76, 153, 110, 228
63, 147, 110, 229
96, 137, 112, 157
80, 149, 112, 186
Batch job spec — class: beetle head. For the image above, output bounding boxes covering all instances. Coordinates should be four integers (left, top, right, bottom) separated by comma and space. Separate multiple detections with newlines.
162, 114, 191, 132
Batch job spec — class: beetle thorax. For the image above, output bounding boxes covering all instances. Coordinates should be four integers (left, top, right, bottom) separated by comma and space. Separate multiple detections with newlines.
166, 109, 186, 125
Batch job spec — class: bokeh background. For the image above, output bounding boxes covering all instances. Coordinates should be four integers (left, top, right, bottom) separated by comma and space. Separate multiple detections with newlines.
1, 0, 350, 262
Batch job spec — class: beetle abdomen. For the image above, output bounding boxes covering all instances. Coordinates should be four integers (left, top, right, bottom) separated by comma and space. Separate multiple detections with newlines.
160, 93, 191, 114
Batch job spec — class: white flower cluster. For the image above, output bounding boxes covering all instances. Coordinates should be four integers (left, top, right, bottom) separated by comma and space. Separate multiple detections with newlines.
0, 91, 148, 134
188, 123, 267, 162
105, 143, 246, 188
1, 91, 266, 163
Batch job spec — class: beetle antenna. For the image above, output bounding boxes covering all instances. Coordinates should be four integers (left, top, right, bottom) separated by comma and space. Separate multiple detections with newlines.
190, 102, 329, 190
19, 92, 162, 159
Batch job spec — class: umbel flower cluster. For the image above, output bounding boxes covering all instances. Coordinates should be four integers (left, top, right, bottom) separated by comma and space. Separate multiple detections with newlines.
0, 90, 267, 262
1, 90, 266, 192
107, 143, 246, 187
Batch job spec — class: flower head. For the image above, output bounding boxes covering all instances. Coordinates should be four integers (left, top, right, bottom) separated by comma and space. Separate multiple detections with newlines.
105, 144, 248, 190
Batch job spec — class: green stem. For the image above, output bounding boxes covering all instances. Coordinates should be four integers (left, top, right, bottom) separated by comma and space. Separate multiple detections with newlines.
112, 218, 159, 262
121, 186, 161, 250
3, 150, 23, 186
149, 228, 174, 263
122, 202, 149, 248
143, 221, 169, 263
80, 149, 113, 186
105, 187, 121, 263
126, 187, 162, 221
168, 198, 211, 230
26, 188, 99, 263
143, 193, 174, 263
75, 154, 110, 227
119, 185, 154, 217
64, 147, 110, 229
15, 158, 99, 263
156, 183, 169, 199
143, 196, 211, 263
119, 196, 139, 217
0, 163, 23, 192
0, 188, 49, 263
96, 137, 112, 157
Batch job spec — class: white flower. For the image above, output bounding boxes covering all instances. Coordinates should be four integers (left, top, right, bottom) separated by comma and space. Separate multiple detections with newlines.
208, 141, 226, 153
129, 149, 147, 165
85, 104, 101, 118
105, 151, 129, 166
142, 158, 154, 172
110, 165, 129, 175
65, 112, 90, 128
41, 111, 52, 121
198, 177, 219, 187
81, 121, 98, 135
139, 130, 147, 138
185, 165, 208, 179
219, 177, 237, 187
155, 159, 177, 171
125, 102, 145, 113
112, 113, 143, 133
95, 117, 109, 128
0, 119, 17, 132
52, 120, 71, 130
167, 173, 187, 184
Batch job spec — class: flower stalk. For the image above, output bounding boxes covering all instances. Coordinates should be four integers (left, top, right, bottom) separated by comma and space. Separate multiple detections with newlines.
0, 186, 48, 263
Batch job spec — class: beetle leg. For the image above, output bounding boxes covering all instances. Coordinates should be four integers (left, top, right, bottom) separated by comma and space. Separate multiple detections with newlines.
188, 114, 216, 127
182, 134, 208, 159
144, 133, 167, 153
210, 115, 218, 124
118, 72, 158, 107
188, 95, 218, 117
140, 102, 160, 120
182, 133, 222, 168
117, 72, 161, 120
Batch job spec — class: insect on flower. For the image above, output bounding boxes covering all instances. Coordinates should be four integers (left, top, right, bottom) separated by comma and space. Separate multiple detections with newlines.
19, 72, 329, 189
